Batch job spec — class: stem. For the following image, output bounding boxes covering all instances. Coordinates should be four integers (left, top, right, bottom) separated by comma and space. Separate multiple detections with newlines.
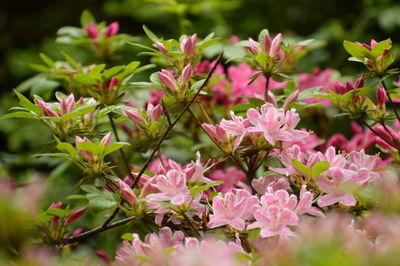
358, 119, 399, 150
60, 216, 137, 246
130, 52, 224, 189
187, 108, 247, 173
108, 113, 136, 182
264, 73, 271, 102
381, 79, 400, 122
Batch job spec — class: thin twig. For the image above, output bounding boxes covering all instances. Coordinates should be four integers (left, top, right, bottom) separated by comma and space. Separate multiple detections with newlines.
359, 119, 399, 150
187, 108, 247, 173
130, 52, 224, 189
381, 79, 400, 122
264, 73, 271, 102
60, 216, 137, 246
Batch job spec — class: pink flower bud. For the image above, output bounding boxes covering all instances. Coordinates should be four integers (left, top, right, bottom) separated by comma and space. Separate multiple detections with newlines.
105, 22, 119, 38
269, 33, 282, 57
181, 63, 193, 84
95, 250, 112, 265
101, 132, 112, 146
376, 88, 387, 106
354, 74, 365, 89
157, 70, 178, 91
49, 202, 63, 209
86, 23, 99, 39
202, 124, 219, 140
248, 38, 260, 54
60, 94, 75, 115
283, 90, 299, 110
106, 77, 119, 91
263, 34, 272, 55
124, 109, 144, 125
215, 125, 229, 142
154, 41, 168, 54
180, 34, 197, 56
147, 103, 163, 122
36, 100, 60, 118
119, 180, 137, 205
66, 207, 87, 224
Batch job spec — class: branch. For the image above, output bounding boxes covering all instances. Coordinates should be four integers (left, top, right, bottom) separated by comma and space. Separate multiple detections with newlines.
130, 52, 224, 188
358, 119, 400, 150
381, 79, 400, 122
60, 216, 137, 246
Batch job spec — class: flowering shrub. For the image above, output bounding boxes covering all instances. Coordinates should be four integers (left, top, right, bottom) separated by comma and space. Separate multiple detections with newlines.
3, 9, 400, 265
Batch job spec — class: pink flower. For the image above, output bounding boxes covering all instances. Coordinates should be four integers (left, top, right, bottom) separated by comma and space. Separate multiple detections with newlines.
329, 74, 364, 95
263, 33, 282, 57
248, 189, 298, 239
295, 185, 324, 217
220, 111, 249, 149
247, 38, 260, 54
86, 23, 98, 39
202, 124, 230, 143
105, 22, 119, 37
147, 170, 190, 205
208, 191, 248, 230
246, 104, 309, 145
209, 167, 246, 193
180, 34, 197, 56
316, 168, 357, 207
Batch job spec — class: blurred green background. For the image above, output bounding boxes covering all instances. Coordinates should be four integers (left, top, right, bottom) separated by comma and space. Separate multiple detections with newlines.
1, 0, 400, 179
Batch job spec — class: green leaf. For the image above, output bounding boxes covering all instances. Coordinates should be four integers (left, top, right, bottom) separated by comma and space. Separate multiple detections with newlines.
60, 104, 97, 121
190, 181, 224, 196
371, 39, 392, 57
66, 195, 87, 200
81, 185, 117, 209
13, 90, 41, 113
74, 74, 98, 85
46, 208, 71, 218
292, 159, 312, 176
103, 142, 130, 155
61, 51, 81, 70
57, 142, 78, 156
143, 25, 159, 42
343, 40, 370, 60
311, 161, 330, 179
1, 111, 36, 119
255, 52, 267, 65
103, 66, 124, 80
77, 142, 102, 156
121, 233, 134, 241
80, 9, 96, 27
39, 53, 55, 67
190, 79, 206, 92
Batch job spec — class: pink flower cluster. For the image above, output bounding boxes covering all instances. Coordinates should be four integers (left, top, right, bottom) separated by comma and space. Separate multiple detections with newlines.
203, 103, 309, 150
272, 145, 381, 207
115, 227, 247, 266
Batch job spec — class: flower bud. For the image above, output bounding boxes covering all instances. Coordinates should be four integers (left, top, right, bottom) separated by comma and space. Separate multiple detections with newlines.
75, 136, 95, 159
36, 100, 60, 118
119, 180, 138, 205
180, 34, 197, 56
263, 34, 272, 55
181, 63, 193, 85
105, 22, 119, 37
66, 207, 87, 224
101, 132, 112, 146
106, 77, 119, 91
283, 90, 299, 110
86, 23, 99, 39
154, 42, 168, 54
60, 94, 75, 115
376, 87, 387, 106
157, 70, 178, 91
269, 33, 282, 57
248, 38, 260, 54
125, 109, 144, 125
147, 104, 163, 122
